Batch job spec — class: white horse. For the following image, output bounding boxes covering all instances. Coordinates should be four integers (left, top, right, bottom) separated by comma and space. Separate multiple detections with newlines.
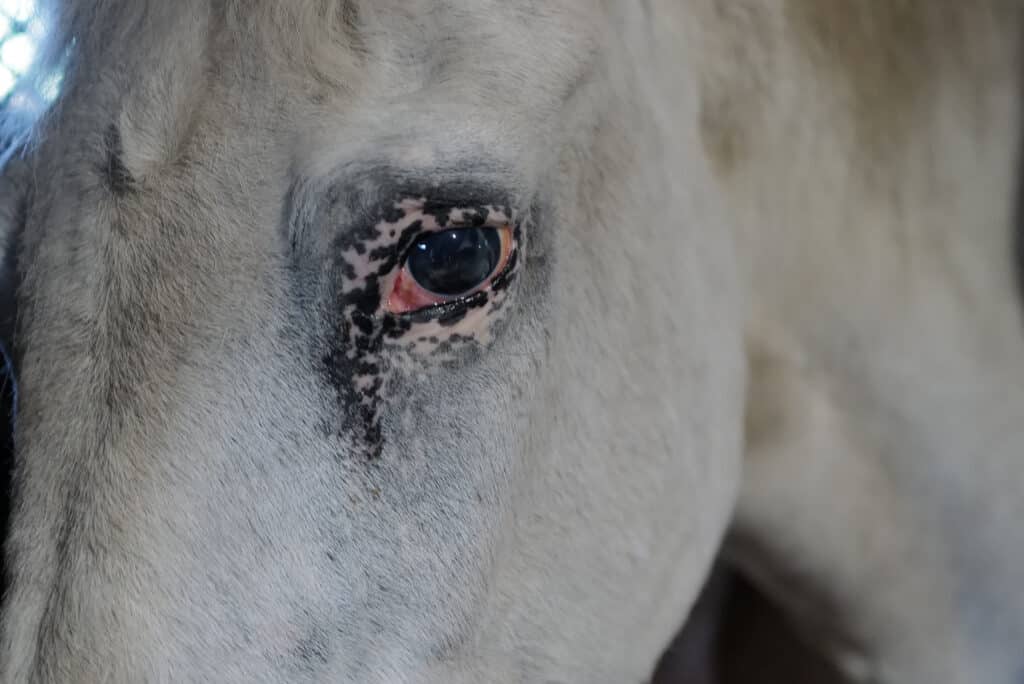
0, 2, 1022, 682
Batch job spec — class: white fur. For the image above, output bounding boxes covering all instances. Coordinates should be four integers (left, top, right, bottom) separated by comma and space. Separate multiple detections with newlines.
0, 2, 1020, 683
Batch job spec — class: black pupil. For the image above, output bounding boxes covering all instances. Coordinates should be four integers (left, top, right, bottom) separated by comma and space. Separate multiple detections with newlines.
406, 228, 503, 296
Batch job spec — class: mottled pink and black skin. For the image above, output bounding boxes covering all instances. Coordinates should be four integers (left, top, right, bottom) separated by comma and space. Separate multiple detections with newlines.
319, 197, 521, 459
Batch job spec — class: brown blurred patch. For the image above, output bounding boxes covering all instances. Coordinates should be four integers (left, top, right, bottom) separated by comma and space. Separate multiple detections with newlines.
652, 565, 847, 684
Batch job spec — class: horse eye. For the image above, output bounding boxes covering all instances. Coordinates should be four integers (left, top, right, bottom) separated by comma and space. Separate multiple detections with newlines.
386, 225, 513, 315
409, 228, 502, 295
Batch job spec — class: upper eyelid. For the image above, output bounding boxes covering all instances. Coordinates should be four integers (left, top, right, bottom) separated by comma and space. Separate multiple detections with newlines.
303, 169, 519, 220
411, 215, 513, 232
287, 171, 523, 261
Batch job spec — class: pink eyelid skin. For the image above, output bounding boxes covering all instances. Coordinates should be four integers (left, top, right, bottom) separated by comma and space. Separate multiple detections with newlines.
385, 224, 514, 315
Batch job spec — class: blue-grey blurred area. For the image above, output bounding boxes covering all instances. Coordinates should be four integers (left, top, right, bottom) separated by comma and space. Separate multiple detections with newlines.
0, 0, 57, 115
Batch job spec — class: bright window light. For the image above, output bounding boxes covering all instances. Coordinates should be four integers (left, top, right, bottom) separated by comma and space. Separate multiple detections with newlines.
0, 65, 14, 97
2, 33, 34, 73
0, 0, 55, 107
0, 0, 33, 23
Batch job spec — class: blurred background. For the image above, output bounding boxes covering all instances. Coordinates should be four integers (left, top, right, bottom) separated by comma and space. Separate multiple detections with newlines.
652, 566, 846, 683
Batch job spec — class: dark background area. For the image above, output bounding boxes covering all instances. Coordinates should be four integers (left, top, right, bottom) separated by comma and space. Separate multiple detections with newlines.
653, 566, 846, 684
